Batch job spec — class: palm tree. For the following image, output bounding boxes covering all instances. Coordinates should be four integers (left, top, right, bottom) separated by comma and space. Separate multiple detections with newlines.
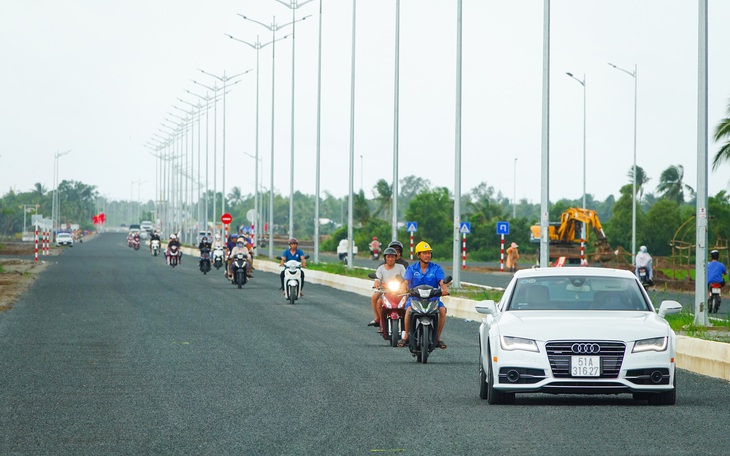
227, 187, 244, 207
627, 165, 650, 202
371, 179, 392, 220
656, 164, 694, 204
32, 182, 46, 199
712, 102, 730, 170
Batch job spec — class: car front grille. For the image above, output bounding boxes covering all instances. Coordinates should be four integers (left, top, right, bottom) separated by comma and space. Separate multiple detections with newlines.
545, 341, 626, 378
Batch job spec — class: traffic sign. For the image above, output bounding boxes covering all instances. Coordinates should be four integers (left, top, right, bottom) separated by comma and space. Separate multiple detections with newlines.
246, 209, 257, 223
459, 222, 471, 234
406, 222, 418, 232
221, 213, 233, 224
496, 221, 510, 235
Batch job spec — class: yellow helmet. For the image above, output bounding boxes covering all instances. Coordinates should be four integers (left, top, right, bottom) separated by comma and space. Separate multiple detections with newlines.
415, 241, 432, 254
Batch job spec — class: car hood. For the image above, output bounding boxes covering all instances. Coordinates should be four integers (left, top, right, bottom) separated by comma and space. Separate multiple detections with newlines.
495, 311, 673, 341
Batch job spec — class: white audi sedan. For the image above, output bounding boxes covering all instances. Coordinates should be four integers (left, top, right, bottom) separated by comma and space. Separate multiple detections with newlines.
476, 267, 682, 405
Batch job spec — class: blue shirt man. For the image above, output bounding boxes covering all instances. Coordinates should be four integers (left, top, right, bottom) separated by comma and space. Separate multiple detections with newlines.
279, 238, 307, 293
708, 250, 727, 286
403, 261, 446, 303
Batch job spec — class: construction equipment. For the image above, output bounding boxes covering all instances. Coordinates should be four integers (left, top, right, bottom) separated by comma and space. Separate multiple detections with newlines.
530, 208, 614, 264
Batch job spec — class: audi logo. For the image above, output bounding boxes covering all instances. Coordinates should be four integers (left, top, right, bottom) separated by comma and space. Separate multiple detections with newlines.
571, 343, 601, 354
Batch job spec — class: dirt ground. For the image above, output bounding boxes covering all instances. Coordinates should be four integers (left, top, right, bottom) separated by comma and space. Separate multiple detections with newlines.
0, 242, 55, 312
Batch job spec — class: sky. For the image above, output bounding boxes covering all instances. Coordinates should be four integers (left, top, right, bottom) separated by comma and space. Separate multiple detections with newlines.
1, 0, 729, 209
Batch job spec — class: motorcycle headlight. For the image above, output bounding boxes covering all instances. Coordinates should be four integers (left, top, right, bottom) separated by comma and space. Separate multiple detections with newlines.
500, 335, 539, 353
387, 281, 400, 292
632, 336, 668, 353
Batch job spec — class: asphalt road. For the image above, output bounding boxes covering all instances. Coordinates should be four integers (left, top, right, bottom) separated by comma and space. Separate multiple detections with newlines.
1, 233, 729, 455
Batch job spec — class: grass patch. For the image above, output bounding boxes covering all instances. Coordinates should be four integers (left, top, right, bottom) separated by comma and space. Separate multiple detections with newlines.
450, 286, 504, 302
306, 261, 375, 279
659, 268, 695, 281
665, 310, 730, 343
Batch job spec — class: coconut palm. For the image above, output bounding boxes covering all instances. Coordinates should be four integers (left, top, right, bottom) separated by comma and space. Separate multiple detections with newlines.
371, 179, 392, 220
656, 164, 694, 204
712, 102, 730, 170
627, 165, 650, 202
227, 187, 244, 207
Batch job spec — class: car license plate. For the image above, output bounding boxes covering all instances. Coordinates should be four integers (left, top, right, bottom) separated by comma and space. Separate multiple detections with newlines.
571, 356, 600, 377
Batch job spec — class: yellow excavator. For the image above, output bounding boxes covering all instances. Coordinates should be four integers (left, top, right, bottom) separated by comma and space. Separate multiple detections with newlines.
530, 208, 614, 264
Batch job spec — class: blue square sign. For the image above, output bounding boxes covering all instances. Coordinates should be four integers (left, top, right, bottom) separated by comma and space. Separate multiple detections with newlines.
496, 221, 510, 235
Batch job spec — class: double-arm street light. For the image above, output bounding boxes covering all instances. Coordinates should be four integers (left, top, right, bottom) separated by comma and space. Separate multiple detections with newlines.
226, 30, 290, 255
608, 62, 638, 265
239, 13, 308, 258
274, 0, 314, 240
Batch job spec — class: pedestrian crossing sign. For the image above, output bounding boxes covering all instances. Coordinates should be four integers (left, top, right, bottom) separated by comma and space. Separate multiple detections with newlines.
406, 222, 417, 232
459, 222, 471, 234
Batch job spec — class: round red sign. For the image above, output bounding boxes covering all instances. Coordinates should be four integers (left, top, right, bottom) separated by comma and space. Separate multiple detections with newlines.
220, 213, 233, 224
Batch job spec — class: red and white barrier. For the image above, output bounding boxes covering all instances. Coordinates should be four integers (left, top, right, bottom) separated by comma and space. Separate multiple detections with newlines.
462, 232, 467, 269
34, 225, 38, 262
500, 234, 505, 272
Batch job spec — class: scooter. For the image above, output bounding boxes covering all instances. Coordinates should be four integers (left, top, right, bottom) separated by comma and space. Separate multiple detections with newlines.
132, 237, 140, 251
637, 266, 653, 289
278, 255, 309, 305
404, 276, 452, 364
212, 247, 225, 270
709, 283, 722, 314
368, 273, 406, 347
199, 248, 211, 275
151, 239, 160, 256
230, 252, 249, 288
167, 245, 181, 268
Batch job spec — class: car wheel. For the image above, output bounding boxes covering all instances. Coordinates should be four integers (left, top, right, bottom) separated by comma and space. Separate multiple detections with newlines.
486, 345, 514, 405
479, 346, 489, 400
647, 372, 676, 406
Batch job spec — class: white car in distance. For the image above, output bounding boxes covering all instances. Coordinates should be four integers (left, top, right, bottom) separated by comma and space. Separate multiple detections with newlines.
476, 267, 682, 405
55, 232, 74, 247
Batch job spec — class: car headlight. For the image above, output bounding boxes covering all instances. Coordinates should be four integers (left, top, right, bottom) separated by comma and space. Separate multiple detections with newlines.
500, 335, 539, 352
632, 336, 668, 353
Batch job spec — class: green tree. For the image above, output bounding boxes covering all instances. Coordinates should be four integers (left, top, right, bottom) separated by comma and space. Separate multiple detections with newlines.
641, 200, 681, 256
372, 179, 393, 221
656, 164, 694, 204
605, 184, 645, 251
353, 190, 370, 227
404, 187, 453, 257
227, 186, 244, 207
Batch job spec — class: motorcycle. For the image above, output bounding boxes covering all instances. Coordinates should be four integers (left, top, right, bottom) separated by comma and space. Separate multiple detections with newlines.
637, 266, 653, 289
709, 283, 722, 314
404, 276, 452, 364
132, 237, 140, 251
127, 236, 134, 248
212, 247, 225, 270
167, 244, 180, 268
368, 273, 406, 347
199, 248, 211, 275
151, 239, 160, 256
230, 252, 249, 288
278, 255, 309, 305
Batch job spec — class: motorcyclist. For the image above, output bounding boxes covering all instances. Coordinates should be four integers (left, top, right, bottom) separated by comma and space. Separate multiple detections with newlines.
166, 234, 181, 265
279, 238, 307, 296
369, 247, 406, 329
224, 233, 238, 278
369, 236, 381, 259
634, 245, 653, 283
149, 230, 161, 253
708, 249, 728, 289
228, 238, 252, 280
198, 235, 212, 268
385, 240, 409, 268
397, 241, 449, 349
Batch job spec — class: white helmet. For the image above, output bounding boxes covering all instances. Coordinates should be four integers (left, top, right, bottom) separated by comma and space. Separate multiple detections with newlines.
215, 234, 221, 240
170, 234, 177, 240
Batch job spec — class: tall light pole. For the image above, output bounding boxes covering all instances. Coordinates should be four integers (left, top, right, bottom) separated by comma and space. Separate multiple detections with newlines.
566, 71, 587, 264
392, 0, 401, 243
347, 0, 357, 269
695, 0, 709, 326
274, 0, 314, 239
513, 158, 517, 219
538, 0, 550, 268
226, 31, 290, 255
52, 149, 71, 236
178, 96, 204, 233
315, 0, 324, 262
452, 0, 463, 287
22, 205, 38, 239
608, 62, 637, 265
197, 68, 249, 233
239, 13, 308, 258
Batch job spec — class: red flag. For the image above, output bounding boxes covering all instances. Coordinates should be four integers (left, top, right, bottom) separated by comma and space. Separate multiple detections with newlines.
92, 215, 99, 224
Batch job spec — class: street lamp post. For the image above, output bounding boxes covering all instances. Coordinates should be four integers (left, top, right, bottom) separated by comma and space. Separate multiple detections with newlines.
347, 0, 357, 269
239, 13, 308, 258
274, 0, 314, 239
608, 62, 638, 265
226, 30, 290, 256
22, 205, 38, 240
52, 149, 71, 237
566, 71, 587, 264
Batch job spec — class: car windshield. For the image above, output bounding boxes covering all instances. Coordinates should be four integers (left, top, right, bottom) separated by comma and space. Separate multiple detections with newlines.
506, 275, 650, 312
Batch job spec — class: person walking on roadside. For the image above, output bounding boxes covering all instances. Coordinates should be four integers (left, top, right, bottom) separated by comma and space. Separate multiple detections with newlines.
506, 242, 519, 273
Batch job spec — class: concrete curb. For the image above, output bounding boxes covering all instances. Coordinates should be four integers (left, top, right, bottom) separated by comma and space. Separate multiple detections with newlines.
208, 255, 730, 382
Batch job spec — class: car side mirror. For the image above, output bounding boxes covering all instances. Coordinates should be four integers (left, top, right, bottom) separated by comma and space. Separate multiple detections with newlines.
475, 300, 499, 316
657, 300, 683, 318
